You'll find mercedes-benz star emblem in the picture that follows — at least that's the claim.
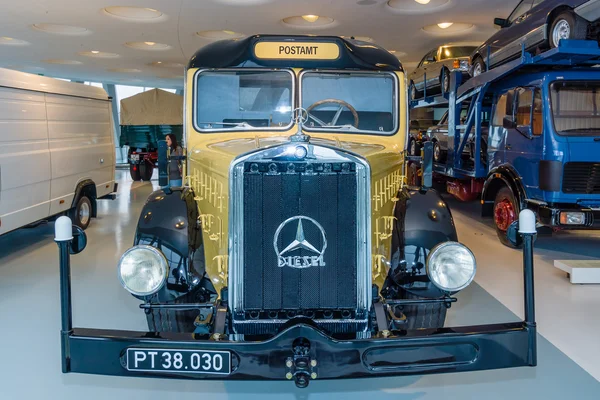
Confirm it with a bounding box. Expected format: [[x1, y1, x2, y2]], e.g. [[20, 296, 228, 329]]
[[273, 216, 327, 269]]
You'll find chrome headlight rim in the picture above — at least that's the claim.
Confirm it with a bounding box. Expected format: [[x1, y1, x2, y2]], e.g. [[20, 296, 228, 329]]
[[117, 245, 169, 297], [426, 241, 476, 293]]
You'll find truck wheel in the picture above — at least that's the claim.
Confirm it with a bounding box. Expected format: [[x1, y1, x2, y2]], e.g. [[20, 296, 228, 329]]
[[494, 186, 520, 247], [550, 12, 587, 48], [139, 160, 154, 181], [400, 291, 447, 329], [129, 163, 141, 181], [69, 195, 92, 230]]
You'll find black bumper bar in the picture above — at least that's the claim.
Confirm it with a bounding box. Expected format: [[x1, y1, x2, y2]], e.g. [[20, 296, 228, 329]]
[[56, 220, 538, 385], [535, 203, 600, 229]]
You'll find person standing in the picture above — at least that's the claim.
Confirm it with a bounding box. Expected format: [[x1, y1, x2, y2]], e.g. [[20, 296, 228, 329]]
[[165, 134, 183, 187]]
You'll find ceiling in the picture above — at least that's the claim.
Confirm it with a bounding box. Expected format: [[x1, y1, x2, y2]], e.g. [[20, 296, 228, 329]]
[[0, 0, 518, 88]]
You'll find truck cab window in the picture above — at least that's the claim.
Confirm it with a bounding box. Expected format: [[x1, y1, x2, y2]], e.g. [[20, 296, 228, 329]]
[[493, 93, 508, 126], [516, 88, 533, 126], [532, 88, 543, 136]]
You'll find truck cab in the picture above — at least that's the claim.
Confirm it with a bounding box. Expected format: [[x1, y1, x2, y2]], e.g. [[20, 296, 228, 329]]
[[485, 69, 600, 234]]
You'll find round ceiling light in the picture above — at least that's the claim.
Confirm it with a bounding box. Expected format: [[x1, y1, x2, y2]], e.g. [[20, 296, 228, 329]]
[[32, 23, 90, 35], [103, 6, 165, 21], [196, 30, 245, 39], [0, 37, 30, 46], [149, 61, 185, 68], [108, 67, 142, 73], [79, 51, 120, 58], [282, 15, 335, 28], [124, 41, 171, 51], [42, 59, 83, 65], [423, 22, 474, 34], [387, 0, 450, 13]]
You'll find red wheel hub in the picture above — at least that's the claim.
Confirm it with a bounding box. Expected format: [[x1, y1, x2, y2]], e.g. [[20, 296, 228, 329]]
[[494, 199, 516, 232]]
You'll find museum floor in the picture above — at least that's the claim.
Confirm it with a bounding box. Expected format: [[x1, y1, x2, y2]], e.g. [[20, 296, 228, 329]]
[[1, 170, 598, 399]]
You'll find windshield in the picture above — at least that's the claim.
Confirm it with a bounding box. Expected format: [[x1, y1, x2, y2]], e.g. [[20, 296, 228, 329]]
[[551, 81, 600, 136], [439, 46, 477, 60], [194, 70, 293, 131], [301, 71, 397, 135]]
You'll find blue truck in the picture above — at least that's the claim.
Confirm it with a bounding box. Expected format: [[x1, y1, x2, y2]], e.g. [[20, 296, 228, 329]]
[[411, 40, 600, 246]]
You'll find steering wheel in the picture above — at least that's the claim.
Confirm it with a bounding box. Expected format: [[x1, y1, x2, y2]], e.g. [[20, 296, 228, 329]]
[[305, 99, 360, 129]]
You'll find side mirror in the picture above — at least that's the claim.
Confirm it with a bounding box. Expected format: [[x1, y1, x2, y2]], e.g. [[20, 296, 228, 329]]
[[70, 225, 87, 255], [494, 17, 508, 28], [503, 117, 517, 129]]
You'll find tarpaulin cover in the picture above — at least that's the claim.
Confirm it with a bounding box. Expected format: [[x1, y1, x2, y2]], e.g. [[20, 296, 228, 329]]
[[120, 88, 183, 125]]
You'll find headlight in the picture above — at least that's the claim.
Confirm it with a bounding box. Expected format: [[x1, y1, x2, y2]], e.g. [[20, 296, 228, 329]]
[[117, 245, 168, 296], [426, 242, 476, 292], [559, 211, 585, 225]]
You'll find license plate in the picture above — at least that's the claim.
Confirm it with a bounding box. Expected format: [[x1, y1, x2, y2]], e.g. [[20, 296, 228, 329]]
[[126, 348, 231, 375], [130, 154, 140, 161]]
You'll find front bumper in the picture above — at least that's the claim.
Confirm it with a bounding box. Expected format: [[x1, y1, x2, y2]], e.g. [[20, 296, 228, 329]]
[[62, 320, 536, 382], [536, 204, 600, 229]]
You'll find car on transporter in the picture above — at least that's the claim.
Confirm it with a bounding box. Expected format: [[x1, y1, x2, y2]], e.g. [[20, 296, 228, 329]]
[[470, 0, 600, 76], [56, 35, 537, 388], [409, 44, 477, 100]]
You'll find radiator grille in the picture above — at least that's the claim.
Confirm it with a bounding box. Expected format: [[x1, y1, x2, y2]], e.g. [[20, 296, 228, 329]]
[[563, 162, 600, 195]]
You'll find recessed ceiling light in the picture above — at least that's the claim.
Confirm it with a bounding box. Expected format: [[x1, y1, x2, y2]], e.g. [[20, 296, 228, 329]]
[[301, 15, 320, 23], [149, 61, 184, 68], [42, 59, 83, 65], [0, 37, 30, 46], [103, 6, 165, 21], [32, 23, 90, 35], [423, 22, 474, 33], [196, 30, 245, 39], [124, 41, 171, 51], [79, 51, 120, 58], [107, 68, 142, 73], [282, 15, 335, 28], [387, 0, 449, 13]]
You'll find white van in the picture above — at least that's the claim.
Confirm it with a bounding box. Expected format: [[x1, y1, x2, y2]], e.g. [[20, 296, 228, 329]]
[[0, 68, 116, 235]]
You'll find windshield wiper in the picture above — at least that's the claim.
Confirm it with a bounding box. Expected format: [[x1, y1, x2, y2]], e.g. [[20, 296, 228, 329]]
[[198, 121, 253, 128]]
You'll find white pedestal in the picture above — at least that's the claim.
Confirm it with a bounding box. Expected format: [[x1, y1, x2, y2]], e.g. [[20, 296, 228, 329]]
[[554, 260, 600, 284]]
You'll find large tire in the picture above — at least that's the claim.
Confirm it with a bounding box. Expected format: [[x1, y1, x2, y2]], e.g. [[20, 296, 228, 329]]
[[549, 11, 588, 48], [129, 163, 141, 181], [69, 195, 92, 230], [471, 57, 486, 77], [493, 186, 520, 247], [400, 291, 447, 330], [139, 160, 154, 181]]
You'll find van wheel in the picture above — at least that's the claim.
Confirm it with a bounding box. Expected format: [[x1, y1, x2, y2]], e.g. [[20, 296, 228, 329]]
[[129, 163, 141, 181], [70, 195, 92, 230], [139, 160, 154, 181], [549, 12, 587, 48], [493, 186, 520, 248], [398, 291, 447, 329]]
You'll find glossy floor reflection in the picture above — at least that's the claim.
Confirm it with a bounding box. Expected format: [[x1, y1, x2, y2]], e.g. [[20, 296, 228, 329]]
[[0, 170, 598, 399]]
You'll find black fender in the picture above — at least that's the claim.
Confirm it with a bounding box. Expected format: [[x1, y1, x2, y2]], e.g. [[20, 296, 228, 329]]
[[383, 186, 458, 299], [481, 165, 527, 217], [71, 179, 97, 218], [134, 187, 215, 303]]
